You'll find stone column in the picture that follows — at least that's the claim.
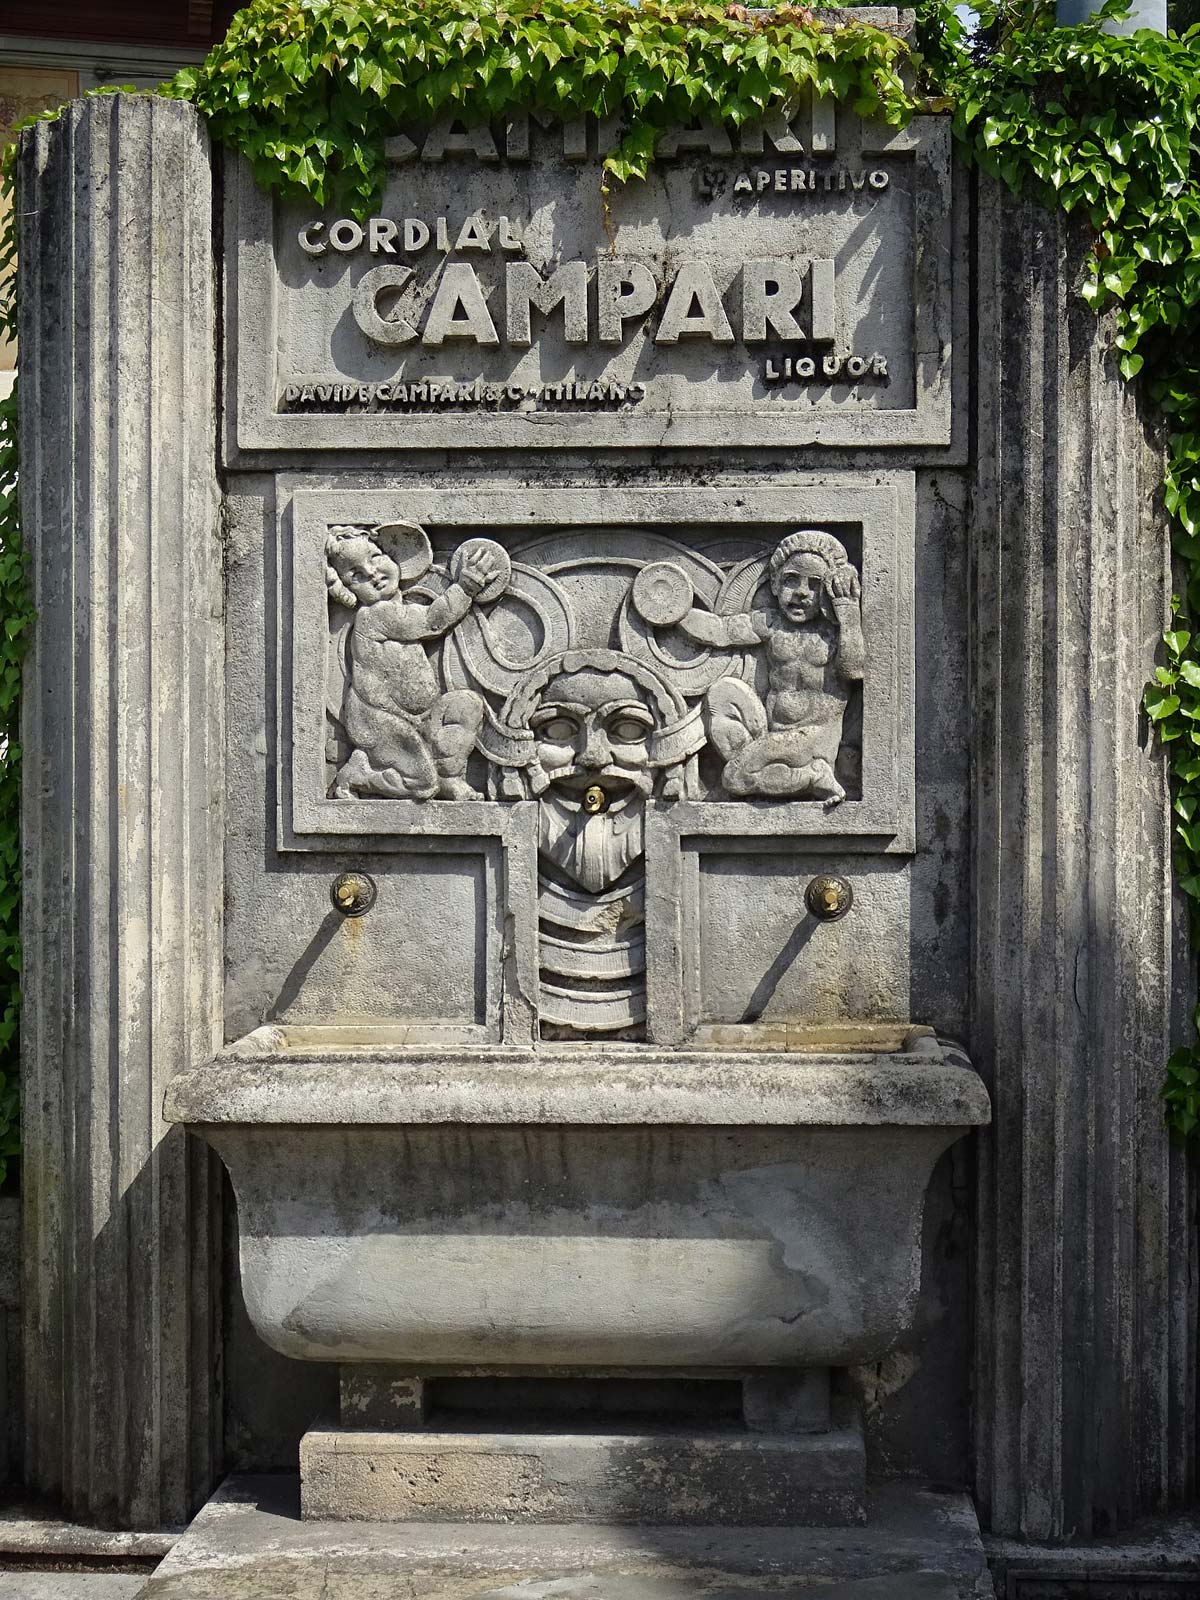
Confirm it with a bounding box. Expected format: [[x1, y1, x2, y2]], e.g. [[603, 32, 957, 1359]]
[[18, 96, 223, 1527], [971, 178, 1197, 1539]]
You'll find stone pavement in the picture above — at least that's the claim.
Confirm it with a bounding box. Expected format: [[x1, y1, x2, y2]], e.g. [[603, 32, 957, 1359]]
[[0, 1575, 148, 1598], [133, 1476, 991, 1600]]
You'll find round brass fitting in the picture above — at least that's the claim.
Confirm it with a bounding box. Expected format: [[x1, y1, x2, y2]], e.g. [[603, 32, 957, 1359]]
[[805, 873, 853, 922], [582, 784, 608, 815], [330, 870, 378, 918]]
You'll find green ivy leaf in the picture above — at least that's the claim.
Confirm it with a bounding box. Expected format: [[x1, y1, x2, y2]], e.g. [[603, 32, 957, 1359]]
[[1146, 689, 1182, 721]]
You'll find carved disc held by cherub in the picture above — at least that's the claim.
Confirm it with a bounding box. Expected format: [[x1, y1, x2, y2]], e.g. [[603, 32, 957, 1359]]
[[373, 521, 434, 581], [622, 558, 755, 699], [716, 554, 771, 616], [451, 538, 511, 604], [441, 562, 574, 701], [631, 562, 694, 627]]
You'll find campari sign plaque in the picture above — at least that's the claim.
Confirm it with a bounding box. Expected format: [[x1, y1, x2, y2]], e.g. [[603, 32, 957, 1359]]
[[228, 98, 958, 455]]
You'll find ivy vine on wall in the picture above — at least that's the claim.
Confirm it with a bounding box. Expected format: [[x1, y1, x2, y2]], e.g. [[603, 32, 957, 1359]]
[[1, 0, 1199, 1170], [0, 122, 38, 1181]]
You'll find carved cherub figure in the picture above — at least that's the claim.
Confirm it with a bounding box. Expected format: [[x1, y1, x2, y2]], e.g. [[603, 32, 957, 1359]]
[[326, 522, 508, 800], [632, 530, 864, 801]]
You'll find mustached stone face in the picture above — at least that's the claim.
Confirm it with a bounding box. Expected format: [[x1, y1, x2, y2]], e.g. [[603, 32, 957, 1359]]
[[530, 668, 656, 797], [772, 552, 830, 624], [332, 535, 401, 605]]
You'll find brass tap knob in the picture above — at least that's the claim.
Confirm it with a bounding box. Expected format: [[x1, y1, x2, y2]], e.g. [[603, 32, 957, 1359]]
[[805, 873, 853, 922], [330, 870, 377, 918], [582, 784, 607, 814]]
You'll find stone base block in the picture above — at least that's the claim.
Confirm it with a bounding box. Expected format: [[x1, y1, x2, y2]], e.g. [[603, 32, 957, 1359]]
[[135, 1475, 989, 1600], [987, 1511, 1200, 1599], [300, 1402, 865, 1526]]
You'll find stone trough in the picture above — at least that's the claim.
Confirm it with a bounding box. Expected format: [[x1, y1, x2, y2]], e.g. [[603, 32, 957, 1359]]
[[166, 1028, 989, 1372]]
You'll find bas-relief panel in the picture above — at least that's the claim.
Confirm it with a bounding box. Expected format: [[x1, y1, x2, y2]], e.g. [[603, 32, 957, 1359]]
[[282, 481, 914, 1038], [227, 102, 960, 455], [323, 521, 865, 808]]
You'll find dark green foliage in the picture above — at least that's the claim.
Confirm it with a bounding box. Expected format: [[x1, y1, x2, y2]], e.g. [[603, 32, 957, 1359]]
[[0, 391, 24, 1187], [160, 0, 915, 201], [0, 112, 48, 1184]]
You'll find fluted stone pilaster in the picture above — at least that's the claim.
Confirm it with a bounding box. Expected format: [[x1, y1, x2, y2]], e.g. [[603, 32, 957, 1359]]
[[971, 179, 1197, 1539], [18, 96, 223, 1528]]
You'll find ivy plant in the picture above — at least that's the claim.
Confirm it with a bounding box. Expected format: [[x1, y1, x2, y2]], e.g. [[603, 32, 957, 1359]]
[[0, 155, 30, 1184], [161, 0, 915, 200], [2, 0, 1200, 1152], [0, 104, 62, 1184]]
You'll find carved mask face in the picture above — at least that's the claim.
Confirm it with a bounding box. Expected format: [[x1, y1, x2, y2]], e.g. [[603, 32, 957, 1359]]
[[331, 534, 401, 605], [772, 552, 828, 624], [531, 668, 656, 805]]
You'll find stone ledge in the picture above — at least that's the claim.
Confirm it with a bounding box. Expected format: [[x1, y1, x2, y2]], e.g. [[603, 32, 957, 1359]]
[[166, 1039, 991, 1128], [987, 1511, 1200, 1599], [299, 1405, 866, 1526], [0, 1507, 177, 1561]]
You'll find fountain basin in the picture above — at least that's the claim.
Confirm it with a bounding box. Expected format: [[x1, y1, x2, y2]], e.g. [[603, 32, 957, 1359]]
[[165, 1031, 989, 1369]]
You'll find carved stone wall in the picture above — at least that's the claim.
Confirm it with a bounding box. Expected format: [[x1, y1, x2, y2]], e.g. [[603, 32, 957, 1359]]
[[313, 516, 868, 1034], [13, 84, 1197, 1546], [272, 481, 913, 1043], [970, 179, 1197, 1540]]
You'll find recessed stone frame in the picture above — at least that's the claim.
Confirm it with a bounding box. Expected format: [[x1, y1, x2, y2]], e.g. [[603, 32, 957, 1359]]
[[281, 476, 915, 856], [225, 112, 962, 458]]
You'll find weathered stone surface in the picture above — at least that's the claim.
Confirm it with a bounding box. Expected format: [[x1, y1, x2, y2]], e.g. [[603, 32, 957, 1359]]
[[167, 1042, 986, 1369], [300, 1405, 866, 1525], [988, 1504, 1200, 1599], [227, 99, 960, 455], [0, 1198, 17, 1312], [17, 96, 225, 1526], [743, 1369, 831, 1435], [0, 1509, 174, 1562], [340, 1369, 428, 1429], [168, 1035, 989, 1125], [969, 180, 1197, 1538], [0, 1577, 150, 1599], [137, 1476, 989, 1599]]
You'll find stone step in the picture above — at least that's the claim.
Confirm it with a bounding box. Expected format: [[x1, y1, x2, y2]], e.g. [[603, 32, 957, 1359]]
[[300, 1402, 865, 1527]]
